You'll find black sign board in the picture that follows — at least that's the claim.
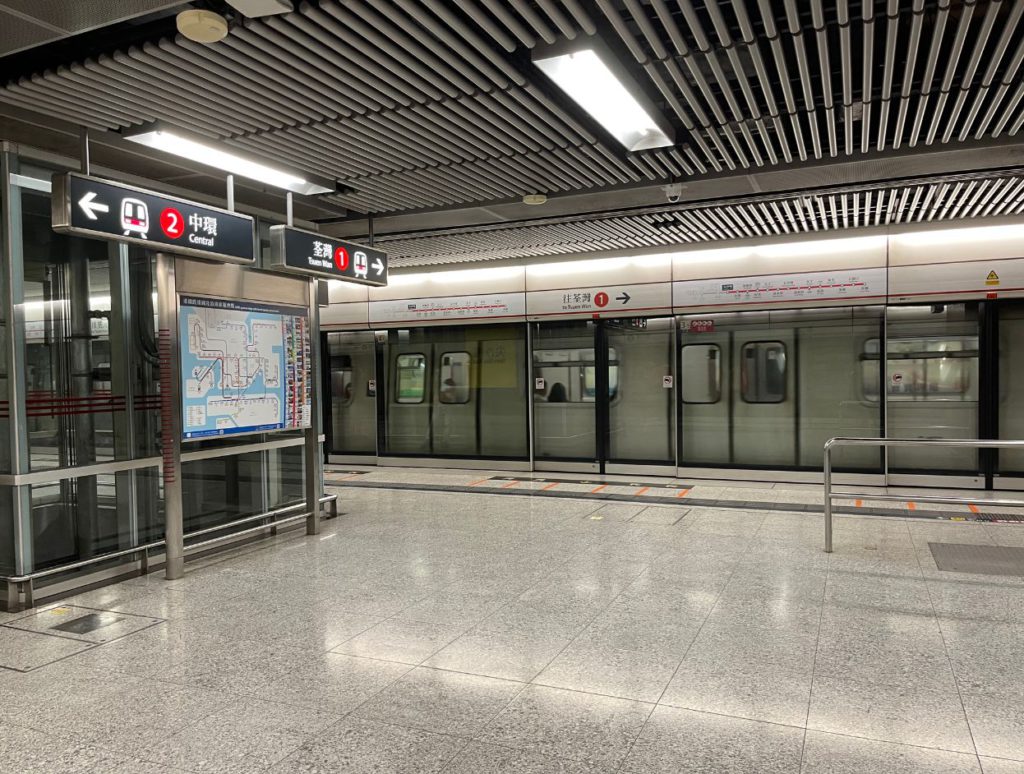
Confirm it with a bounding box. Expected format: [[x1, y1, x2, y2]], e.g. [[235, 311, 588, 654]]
[[52, 173, 255, 264], [268, 225, 388, 286]]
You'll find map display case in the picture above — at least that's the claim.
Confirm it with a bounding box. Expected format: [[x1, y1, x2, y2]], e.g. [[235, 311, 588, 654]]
[[179, 295, 312, 440]]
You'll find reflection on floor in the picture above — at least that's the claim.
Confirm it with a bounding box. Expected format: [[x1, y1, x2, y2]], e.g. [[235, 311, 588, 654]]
[[1, 485, 1023, 772]]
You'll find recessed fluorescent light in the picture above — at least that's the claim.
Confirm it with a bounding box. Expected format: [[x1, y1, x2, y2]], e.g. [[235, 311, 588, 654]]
[[123, 125, 334, 195], [533, 44, 674, 152]]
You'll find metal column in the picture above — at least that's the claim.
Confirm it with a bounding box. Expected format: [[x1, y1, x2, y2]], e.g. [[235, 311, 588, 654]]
[[305, 278, 321, 535], [156, 254, 184, 579]]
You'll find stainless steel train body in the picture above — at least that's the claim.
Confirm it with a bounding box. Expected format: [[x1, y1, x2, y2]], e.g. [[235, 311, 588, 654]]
[[322, 221, 1024, 489]]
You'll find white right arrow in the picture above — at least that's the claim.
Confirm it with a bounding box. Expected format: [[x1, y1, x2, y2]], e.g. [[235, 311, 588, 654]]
[[372, 257, 385, 276], [78, 191, 109, 221]]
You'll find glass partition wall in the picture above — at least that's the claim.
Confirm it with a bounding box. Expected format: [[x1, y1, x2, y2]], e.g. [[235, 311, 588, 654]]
[[0, 149, 319, 608]]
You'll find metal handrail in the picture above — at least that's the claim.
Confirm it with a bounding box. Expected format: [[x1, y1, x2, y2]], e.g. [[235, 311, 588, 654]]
[[2, 493, 338, 586], [824, 437, 1024, 552]]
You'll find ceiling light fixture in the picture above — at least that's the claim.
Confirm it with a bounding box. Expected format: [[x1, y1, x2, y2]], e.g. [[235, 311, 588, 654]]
[[533, 40, 674, 152], [123, 123, 335, 195], [522, 194, 547, 205]]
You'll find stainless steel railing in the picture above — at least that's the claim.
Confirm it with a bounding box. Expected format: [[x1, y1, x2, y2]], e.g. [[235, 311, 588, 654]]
[[2, 493, 339, 609], [824, 437, 1024, 552]]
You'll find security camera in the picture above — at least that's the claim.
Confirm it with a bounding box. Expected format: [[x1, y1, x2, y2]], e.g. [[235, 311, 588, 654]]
[[663, 183, 685, 203]]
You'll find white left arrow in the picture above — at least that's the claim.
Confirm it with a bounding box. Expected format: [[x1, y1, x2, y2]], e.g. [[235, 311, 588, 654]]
[[372, 257, 385, 276], [78, 191, 109, 221]]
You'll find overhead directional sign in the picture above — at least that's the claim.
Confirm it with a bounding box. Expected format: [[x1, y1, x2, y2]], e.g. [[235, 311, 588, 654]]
[[268, 225, 388, 286], [52, 173, 255, 264]]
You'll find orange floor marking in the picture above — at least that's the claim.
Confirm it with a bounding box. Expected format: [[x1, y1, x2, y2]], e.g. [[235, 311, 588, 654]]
[[467, 479, 490, 487], [676, 489, 690, 498], [968, 504, 980, 514], [907, 501, 917, 510], [634, 486, 650, 496], [501, 480, 520, 489], [855, 499, 863, 507], [337, 473, 363, 481], [541, 482, 559, 491], [590, 484, 608, 493]]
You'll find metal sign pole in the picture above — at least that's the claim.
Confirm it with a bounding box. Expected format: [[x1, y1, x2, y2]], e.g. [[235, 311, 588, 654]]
[[305, 276, 322, 536], [156, 254, 185, 579]]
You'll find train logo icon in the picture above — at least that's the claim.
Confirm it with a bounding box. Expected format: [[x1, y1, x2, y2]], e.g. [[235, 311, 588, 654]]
[[354, 250, 368, 278], [120, 198, 149, 239]]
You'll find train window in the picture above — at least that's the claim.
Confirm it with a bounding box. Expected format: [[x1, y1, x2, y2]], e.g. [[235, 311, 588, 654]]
[[439, 352, 471, 404], [681, 344, 721, 403], [741, 341, 787, 403], [331, 368, 354, 406], [861, 336, 978, 402], [395, 353, 427, 403]]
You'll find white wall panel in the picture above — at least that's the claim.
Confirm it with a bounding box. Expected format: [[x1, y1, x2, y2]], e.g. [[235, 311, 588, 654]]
[[889, 224, 1024, 266], [671, 236, 888, 281], [674, 268, 888, 311], [889, 257, 1024, 302], [525, 255, 672, 291]]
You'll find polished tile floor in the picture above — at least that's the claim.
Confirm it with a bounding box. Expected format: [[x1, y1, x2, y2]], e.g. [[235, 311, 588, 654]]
[[1, 483, 1023, 773]]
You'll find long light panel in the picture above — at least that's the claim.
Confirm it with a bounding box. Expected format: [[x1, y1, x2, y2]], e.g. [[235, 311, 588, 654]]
[[533, 47, 674, 152], [124, 126, 334, 195]]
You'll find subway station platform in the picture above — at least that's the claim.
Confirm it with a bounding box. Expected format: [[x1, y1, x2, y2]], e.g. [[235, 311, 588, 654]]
[[0, 474, 1021, 773]]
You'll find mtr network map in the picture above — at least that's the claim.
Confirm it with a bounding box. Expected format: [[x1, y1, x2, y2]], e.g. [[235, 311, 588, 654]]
[[179, 296, 311, 440]]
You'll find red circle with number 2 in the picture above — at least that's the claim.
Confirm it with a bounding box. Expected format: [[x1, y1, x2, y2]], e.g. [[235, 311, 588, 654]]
[[160, 208, 184, 239]]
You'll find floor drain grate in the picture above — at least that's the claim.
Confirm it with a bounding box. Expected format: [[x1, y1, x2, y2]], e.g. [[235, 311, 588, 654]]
[[928, 542, 1024, 576]]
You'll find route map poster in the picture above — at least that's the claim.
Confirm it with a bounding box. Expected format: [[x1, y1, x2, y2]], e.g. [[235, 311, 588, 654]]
[[179, 295, 311, 440]]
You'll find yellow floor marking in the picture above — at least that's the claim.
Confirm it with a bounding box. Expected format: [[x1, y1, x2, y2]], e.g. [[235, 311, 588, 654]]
[[541, 482, 559, 491], [634, 486, 650, 496], [591, 484, 608, 493]]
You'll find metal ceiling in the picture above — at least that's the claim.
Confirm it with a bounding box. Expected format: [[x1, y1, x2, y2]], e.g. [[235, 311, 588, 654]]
[[0, 1, 183, 57], [1, 1, 1024, 265], [376, 172, 1024, 267], [3, 2, 1024, 210]]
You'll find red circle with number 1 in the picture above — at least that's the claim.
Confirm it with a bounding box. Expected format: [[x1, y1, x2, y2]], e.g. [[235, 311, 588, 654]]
[[334, 246, 350, 271], [594, 292, 609, 308], [160, 208, 184, 239]]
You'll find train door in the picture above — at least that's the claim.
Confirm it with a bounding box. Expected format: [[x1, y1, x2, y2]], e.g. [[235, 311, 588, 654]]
[[324, 331, 378, 462], [386, 338, 432, 455], [605, 318, 675, 474], [885, 304, 982, 486], [531, 318, 674, 474], [993, 300, 1024, 489], [532, 320, 599, 471]]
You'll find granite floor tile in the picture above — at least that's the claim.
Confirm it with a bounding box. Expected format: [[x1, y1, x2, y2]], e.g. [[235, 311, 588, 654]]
[[478, 684, 653, 768], [980, 758, 1024, 774], [352, 666, 523, 736], [269, 716, 465, 773], [442, 741, 609, 773], [247, 652, 412, 713], [962, 692, 1024, 761], [533, 642, 682, 702], [0, 626, 95, 671], [800, 730, 983, 774], [808, 675, 975, 752], [332, 618, 467, 665], [661, 657, 813, 727], [619, 705, 804, 774], [423, 628, 571, 682], [142, 697, 343, 772], [685, 620, 819, 674]]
